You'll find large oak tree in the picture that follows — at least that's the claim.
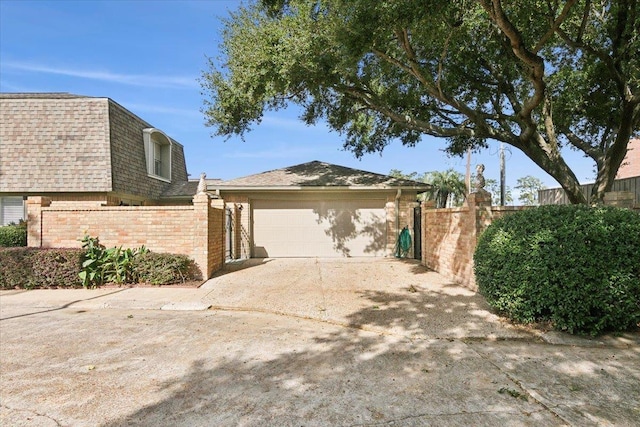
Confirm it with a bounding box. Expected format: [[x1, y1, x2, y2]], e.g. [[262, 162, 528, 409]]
[[201, 0, 639, 204]]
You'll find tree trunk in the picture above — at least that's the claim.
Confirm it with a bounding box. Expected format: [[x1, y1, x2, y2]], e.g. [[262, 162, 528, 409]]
[[516, 135, 588, 204], [590, 104, 636, 204]]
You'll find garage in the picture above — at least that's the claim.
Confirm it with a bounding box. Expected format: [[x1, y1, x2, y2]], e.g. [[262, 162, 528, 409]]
[[252, 199, 387, 257], [213, 161, 430, 260]]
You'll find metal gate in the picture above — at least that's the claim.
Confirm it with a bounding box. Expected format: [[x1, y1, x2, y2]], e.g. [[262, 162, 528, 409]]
[[413, 206, 422, 260], [225, 207, 233, 259]]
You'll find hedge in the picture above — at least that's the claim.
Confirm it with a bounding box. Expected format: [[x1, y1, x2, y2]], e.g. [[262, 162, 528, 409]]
[[0, 248, 84, 289], [0, 224, 27, 247], [130, 252, 202, 285], [0, 246, 202, 289], [474, 205, 640, 336]]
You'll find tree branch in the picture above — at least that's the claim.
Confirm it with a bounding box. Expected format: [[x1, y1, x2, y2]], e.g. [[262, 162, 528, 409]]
[[532, 0, 577, 53], [479, 0, 546, 130]]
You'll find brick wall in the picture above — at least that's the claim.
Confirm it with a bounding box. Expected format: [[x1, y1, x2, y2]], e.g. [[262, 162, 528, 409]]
[[422, 192, 530, 290], [27, 194, 225, 279]]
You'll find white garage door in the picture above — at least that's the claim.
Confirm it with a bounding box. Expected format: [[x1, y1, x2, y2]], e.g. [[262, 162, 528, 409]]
[[252, 199, 387, 257]]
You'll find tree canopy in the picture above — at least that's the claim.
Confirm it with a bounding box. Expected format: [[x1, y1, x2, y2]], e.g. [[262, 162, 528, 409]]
[[515, 175, 546, 205], [202, 0, 639, 204]]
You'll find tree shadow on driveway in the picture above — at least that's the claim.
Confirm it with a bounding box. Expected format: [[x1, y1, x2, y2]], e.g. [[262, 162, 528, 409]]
[[100, 284, 639, 426]]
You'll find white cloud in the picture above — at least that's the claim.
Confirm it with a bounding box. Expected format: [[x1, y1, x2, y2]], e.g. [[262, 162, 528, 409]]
[[2, 61, 198, 89]]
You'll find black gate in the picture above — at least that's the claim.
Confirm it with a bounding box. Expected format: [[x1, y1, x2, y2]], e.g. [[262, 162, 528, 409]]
[[225, 207, 233, 259], [413, 206, 422, 260]]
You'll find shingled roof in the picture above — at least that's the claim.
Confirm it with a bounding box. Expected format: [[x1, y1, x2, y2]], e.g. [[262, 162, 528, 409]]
[[212, 161, 431, 191]]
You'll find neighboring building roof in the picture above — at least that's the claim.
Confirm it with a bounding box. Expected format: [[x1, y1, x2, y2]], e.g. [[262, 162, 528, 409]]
[[616, 138, 640, 179], [1, 93, 113, 193], [212, 161, 431, 191], [0, 92, 90, 99], [161, 179, 222, 198], [1, 92, 189, 199]]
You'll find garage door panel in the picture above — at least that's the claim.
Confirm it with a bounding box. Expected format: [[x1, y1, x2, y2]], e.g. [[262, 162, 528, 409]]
[[252, 199, 386, 257]]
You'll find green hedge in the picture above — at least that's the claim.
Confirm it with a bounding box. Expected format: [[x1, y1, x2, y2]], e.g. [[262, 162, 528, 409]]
[[0, 248, 84, 289], [0, 224, 27, 247], [474, 205, 640, 336], [130, 252, 202, 285], [0, 245, 202, 289]]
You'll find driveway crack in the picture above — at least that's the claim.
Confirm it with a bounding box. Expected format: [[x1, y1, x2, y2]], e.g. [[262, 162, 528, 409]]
[[345, 408, 553, 426], [459, 340, 570, 425], [1, 403, 63, 426], [316, 258, 328, 318]]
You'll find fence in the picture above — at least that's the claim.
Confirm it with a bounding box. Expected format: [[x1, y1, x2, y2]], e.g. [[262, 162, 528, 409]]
[[26, 193, 225, 279], [539, 176, 640, 206]]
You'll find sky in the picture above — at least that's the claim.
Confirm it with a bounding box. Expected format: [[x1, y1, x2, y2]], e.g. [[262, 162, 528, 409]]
[[0, 0, 597, 198]]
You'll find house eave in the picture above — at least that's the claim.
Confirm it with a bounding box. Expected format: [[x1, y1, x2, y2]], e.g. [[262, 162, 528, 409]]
[[211, 185, 430, 193]]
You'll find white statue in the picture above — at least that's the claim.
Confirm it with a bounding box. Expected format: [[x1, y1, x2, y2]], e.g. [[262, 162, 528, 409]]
[[196, 172, 207, 194]]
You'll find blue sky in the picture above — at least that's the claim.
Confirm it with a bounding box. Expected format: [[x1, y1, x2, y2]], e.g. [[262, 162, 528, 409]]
[[0, 0, 596, 195]]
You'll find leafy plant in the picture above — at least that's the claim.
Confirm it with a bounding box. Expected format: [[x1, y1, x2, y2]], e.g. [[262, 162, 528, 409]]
[[79, 235, 106, 288], [474, 205, 640, 336], [78, 235, 148, 288]]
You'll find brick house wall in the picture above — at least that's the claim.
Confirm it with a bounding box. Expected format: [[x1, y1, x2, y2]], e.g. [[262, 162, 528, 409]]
[[385, 193, 419, 258], [616, 138, 640, 179]]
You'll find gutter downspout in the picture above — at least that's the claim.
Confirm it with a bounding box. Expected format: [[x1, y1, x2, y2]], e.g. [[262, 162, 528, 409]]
[[395, 189, 402, 240]]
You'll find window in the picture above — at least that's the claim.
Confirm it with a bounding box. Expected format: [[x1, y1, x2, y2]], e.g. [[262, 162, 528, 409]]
[[0, 196, 26, 226], [143, 128, 172, 182]]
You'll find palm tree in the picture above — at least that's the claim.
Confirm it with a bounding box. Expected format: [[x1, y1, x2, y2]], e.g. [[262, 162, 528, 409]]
[[423, 169, 467, 208]]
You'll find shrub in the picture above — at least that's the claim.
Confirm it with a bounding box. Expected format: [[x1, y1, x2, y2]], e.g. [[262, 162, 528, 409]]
[[130, 252, 202, 285], [0, 248, 83, 289], [474, 205, 640, 336], [32, 249, 84, 288], [0, 223, 27, 247], [0, 248, 36, 289]]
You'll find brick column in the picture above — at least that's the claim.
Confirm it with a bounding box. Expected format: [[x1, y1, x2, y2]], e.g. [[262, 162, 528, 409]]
[[26, 196, 51, 247], [468, 190, 492, 234], [466, 190, 492, 290], [192, 193, 211, 279], [210, 199, 225, 275]]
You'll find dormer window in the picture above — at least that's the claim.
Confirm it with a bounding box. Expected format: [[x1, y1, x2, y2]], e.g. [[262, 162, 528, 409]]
[[143, 128, 172, 182]]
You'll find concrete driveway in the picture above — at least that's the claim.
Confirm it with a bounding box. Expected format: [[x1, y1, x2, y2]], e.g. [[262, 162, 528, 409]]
[[1, 258, 639, 426]]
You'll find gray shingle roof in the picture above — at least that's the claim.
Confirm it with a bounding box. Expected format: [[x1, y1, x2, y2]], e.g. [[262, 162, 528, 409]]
[[160, 179, 223, 198], [214, 161, 431, 190], [0, 92, 90, 99]]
